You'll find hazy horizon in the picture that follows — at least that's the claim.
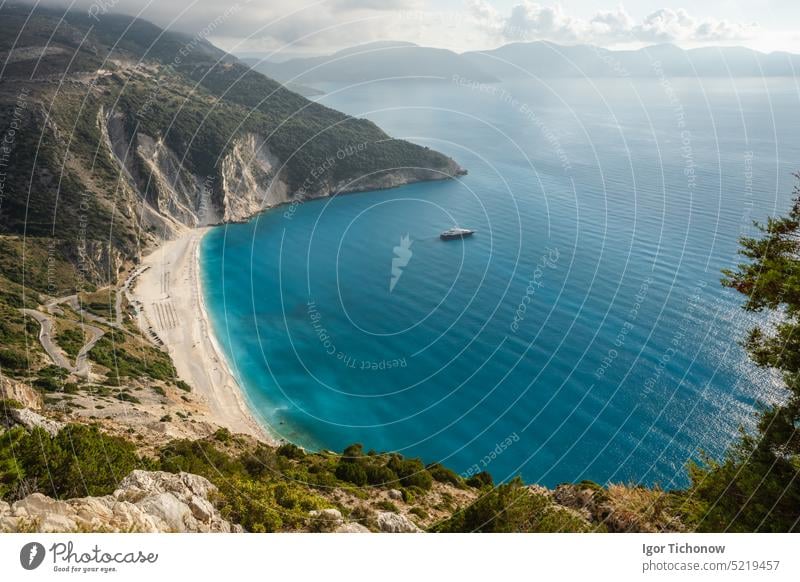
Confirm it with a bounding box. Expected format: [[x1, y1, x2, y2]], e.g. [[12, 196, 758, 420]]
[[17, 0, 800, 58]]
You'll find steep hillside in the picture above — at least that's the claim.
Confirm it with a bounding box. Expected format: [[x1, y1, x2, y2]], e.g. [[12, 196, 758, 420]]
[[0, 5, 463, 289]]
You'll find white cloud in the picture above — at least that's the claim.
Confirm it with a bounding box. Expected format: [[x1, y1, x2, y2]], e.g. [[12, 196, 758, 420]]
[[468, 1, 758, 46]]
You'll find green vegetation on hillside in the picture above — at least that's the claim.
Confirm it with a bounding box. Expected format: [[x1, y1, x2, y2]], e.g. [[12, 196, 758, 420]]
[[0, 425, 142, 500], [0, 4, 460, 294], [433, 477, 597, 532], [0, 426, 478, 532], [88, 329, 176, 383]]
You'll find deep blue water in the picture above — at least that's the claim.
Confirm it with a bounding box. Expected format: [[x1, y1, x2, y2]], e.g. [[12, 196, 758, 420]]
[[201, 77, 798, 488]]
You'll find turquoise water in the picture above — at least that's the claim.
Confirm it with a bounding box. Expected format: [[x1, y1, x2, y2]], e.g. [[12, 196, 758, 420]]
[[202, 77, 798, 488]]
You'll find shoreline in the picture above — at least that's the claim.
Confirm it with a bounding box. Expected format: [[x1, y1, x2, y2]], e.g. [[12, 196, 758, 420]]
[[131, 227, 278, 444]]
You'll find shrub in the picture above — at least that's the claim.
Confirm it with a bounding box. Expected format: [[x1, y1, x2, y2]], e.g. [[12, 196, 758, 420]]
[[433, 477, 595, 533], [276, 442, 305, 459], [341, 443, 364, 460], [158, 439, 243, 477], [466, 471, 494, 489], [410, 506, 428, 519], [427, 463, 463, 487], [376, 500, 398, 512], [216, 476, 283, 532], [364, 463, 398, 486], [335, 461, 368, 486], [56, 327, 85, 359], [5, 424, 142, 500], [0, 347, 29, 370], [387, 455, 433, 491], [213, 428, 232, 442], [241, 444, 278, 478], [175, 380, 191, 392], [115, 392, 140, 404], [0, 398, 24, 409]]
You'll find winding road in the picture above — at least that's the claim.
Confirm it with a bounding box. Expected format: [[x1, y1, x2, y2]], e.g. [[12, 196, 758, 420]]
[[21, 307, 105, 377], [24, 269, 151, 377]]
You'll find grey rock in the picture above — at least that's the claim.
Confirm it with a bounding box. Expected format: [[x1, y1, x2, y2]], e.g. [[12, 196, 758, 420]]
[[309, 508, 344, 526], [376, 511, 421, 533], [0, 470, 238, 533], [335, 522, 371, 533], [5, 408, 64, 436]]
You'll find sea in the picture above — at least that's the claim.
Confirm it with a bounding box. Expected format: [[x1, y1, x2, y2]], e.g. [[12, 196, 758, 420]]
[[201, 76, 799, 488]]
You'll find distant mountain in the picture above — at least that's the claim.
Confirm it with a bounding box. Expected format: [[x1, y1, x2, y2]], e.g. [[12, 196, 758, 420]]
[[238, 60, 324, 96], [462, 41, 800, 78], [248, 40, 800, 86], [247, 41, 498, 84], [0, 6, 462, 284]]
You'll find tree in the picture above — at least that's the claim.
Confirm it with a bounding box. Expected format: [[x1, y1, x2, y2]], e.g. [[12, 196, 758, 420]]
[[689, 182, 800, 532]]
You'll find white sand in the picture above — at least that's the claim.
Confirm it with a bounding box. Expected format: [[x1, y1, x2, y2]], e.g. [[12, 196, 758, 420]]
[[131, 229, 276, 443]]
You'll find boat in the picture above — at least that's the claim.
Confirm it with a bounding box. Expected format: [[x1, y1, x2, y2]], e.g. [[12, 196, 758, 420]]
[[440, 227, 475, 240]]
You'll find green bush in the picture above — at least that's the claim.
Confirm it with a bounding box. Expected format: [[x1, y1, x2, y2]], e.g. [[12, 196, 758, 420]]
[[341, 443, 364, 460], [242, 444, 279, 478], [0, 398, 24, 409], [364, 463, 398, 486], [376, 500, 398, 512], [0, 347, 30, 370], [216, 476, 283, 533], [159, 439, 243, 477], [1, 424, 142, 500], [427, 463, 464, 487], [56, 327, 85, 359], [336, 461, 368, 486], [175, 380, 191, 392], [433, 477, 596, 533], [466, 471, 494, 489], [410, 506, 428, 519], [213, 427, 232, 442], [276, 442, 305, 459], [387, 455, 433, 491]]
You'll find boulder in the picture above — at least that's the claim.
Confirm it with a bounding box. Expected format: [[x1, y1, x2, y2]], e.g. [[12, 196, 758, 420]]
[[308, 508, 344, 531], [387, 489, 403, 500], [3, 408, 63, 436], [335, 522, 371, 533], [376, 511, 421, 533]]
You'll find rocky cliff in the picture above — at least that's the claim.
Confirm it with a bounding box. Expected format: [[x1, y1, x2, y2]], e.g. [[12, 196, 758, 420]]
[[0, 4, 464, 288], [0, 471, 239, 533]]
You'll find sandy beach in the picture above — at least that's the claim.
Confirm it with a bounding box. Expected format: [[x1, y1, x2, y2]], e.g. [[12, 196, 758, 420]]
[[131, 228, 276, 443]]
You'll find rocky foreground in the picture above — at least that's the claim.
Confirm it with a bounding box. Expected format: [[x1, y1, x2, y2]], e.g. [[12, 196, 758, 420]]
[[0, 469, 429, 533], [0, 471, 238, 533]]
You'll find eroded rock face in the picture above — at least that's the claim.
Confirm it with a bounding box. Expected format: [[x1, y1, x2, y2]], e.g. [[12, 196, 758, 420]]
[[376, 511, 421, 533], [0, 470, 241, 533], [1, 408, 64, 436], [0, 377, 43, 409]]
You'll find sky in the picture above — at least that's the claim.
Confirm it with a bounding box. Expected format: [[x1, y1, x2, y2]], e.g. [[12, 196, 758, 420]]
[[25, 0, 800, 57]]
